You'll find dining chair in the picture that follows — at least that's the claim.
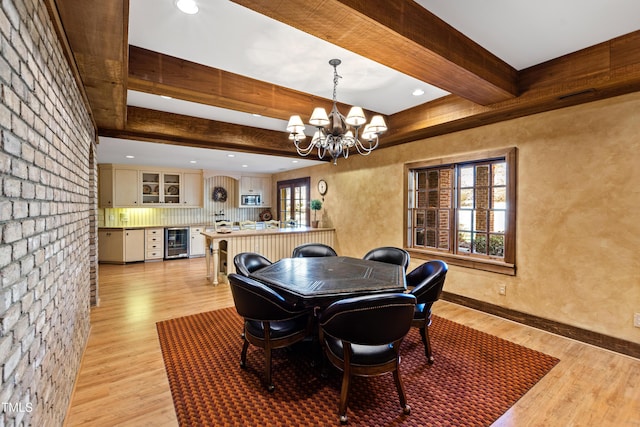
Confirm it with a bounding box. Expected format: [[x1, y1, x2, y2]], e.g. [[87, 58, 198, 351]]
[[406, 260, 448, 364], [239, 220, 257, 230], [362, 246, 410, 270], [292, 243, 337, 258], [318, 292, 417, 424], [264, 219, 280, 229], [234, 252, 272, 277], [228, 273, 312, 392]]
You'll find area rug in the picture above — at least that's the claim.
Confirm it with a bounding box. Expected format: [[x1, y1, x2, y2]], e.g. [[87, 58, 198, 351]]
[[157, 307, 559, 426]]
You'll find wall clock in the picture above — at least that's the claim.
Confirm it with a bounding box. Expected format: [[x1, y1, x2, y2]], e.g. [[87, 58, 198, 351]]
[[318, 179, 328, 196], [212, 186, 227, 202]]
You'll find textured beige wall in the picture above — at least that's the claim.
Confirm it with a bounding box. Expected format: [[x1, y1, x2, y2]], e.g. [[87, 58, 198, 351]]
[[273, 92, 640, 343]]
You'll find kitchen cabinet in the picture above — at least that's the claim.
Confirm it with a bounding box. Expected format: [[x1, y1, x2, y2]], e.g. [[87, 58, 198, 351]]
[[236, 176, 271, 207], [98, 164, 202, 208], [183, 172, 204, 207], [98, 165, 140, 207], [124, 229, 145, 262], [98, 228, 145, 263], [141, 171, 181, 205], [190, 226, 206, 257], [145, 228, 164, 260], [98, 229, 124, 262]]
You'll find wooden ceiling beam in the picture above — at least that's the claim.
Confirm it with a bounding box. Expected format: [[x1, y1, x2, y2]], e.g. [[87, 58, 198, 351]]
[[231, 0, 517, 105], [54, 0, 128, 130], [128, 46, 385, 123], [382, 30, 640, 146], [99, 106, 317, 159]]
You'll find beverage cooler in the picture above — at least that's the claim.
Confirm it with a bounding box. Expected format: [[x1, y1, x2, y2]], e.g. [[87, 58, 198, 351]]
[[165, 227, 190, 259]]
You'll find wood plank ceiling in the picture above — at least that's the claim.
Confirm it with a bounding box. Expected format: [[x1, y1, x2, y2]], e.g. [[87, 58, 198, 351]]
[[52, 0, 640, 159]]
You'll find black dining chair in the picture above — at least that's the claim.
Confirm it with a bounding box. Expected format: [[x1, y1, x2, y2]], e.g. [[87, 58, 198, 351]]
[[233, 252, 272, 277], [228, 273, 312, 392], [318, 292, 417, 424], [362, 246, 410, 270], [292, 243, 337, 258], [406, 260, 448, 364]]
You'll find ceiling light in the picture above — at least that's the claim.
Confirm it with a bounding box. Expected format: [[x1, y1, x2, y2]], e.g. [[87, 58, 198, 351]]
[[252, 113, 262, 117], [160, 95, 172, 99], [125, 155, 135, 159], [176, 0, 198, 14], [412, 88, 425, 96], [189, 160, 197, 164], [227, 154, 235, 158], [286, 59, 387, 165], [241, 164, 248, 168]]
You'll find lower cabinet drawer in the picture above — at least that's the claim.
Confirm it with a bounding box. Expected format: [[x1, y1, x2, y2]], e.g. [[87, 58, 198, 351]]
[[146, 250, 163, 260]]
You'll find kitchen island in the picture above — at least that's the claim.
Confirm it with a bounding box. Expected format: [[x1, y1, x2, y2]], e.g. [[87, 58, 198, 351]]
[[201, 227, 335, 285]]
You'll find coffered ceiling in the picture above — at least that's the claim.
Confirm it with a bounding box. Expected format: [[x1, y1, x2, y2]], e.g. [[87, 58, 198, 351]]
[[52, 0, 640, 173]]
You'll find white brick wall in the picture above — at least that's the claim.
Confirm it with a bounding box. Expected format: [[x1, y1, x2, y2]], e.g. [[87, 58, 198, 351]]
[[1, 0, 95, 424]]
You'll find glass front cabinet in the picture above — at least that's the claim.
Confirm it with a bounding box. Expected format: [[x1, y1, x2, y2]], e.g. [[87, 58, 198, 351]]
[[141, 171, 181, 205]]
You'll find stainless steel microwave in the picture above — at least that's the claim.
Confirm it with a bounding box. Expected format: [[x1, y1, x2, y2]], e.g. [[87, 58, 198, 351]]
[[241, 194, 261, 206]]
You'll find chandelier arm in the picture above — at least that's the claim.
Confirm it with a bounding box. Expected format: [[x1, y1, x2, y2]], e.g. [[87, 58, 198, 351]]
[[293, 138, 317, 156], [355, 136, 380, 155]]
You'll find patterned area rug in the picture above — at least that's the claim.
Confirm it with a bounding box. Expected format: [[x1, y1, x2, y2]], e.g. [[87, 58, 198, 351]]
[[157, 307, 559, 426]]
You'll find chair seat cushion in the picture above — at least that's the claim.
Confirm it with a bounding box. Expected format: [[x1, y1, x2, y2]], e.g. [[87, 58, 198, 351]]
[[246, 316, 308, 339], [325, 336, 398, 366]]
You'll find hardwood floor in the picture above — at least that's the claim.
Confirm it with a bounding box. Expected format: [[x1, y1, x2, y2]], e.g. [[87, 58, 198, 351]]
[[64, 258, 640, 426]]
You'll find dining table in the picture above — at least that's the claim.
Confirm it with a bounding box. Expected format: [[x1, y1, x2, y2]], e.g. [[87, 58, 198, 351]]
[[249, 256, 407, 311]]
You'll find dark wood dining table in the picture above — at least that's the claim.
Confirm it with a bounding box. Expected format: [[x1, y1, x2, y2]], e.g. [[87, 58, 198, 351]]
[[250, 256, 407, 311]]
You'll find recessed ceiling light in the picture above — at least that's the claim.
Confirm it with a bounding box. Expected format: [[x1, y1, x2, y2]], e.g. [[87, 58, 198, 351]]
[[241, 164, 248, 168], [227, 154, 235, 158], [176, 0, 198, 14], [160, 95, 172, 100], [125, 155, 135, 159], [412, 88, 425, 96], [292, 160, 299, 163], [252, 113, 262, 117], [189, 160, 197, 164]]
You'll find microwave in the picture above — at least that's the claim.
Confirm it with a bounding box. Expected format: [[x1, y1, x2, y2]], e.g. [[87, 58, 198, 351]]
[[241, 194, 261, 206]]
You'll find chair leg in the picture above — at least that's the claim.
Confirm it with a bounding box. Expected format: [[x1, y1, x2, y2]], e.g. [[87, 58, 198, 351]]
[[393, 368, 411, 415], [419, 326, 434, 364], [338, 366, 351, 424], [265, 345, 275, 392], [339, 344, 352, 424], [240, 339, 249, 368]]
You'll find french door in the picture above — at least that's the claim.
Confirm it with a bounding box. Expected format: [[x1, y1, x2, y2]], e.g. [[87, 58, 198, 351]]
[[277, 177, 310, 227]]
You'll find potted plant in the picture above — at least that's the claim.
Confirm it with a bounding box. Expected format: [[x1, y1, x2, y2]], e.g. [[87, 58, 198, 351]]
[[310, 199, 322, 228]]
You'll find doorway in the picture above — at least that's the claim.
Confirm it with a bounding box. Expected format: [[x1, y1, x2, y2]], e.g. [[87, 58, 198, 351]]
[[277, 177, 310, 226]]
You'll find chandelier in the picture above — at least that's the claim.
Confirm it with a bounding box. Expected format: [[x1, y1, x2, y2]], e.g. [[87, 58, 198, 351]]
[[286, 59, 388, 165]]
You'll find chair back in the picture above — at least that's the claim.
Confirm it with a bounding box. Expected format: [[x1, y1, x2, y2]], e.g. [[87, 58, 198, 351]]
[[233, 252, 272, 277], [319, 293, 416, 345], [407, 260, 448, 305], [228, 274, 303, 321], [292, 243, 337, 258], [363, 246, 410, 270], [239, 220, 257, 230]]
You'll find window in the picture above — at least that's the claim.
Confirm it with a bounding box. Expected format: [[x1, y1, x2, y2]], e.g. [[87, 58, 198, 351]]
[[277, 177, 310, 226], [405, 148, 516, 275]]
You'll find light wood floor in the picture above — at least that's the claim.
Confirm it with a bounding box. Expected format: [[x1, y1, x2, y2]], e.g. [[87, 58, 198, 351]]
[[64, 258, 640, 426]]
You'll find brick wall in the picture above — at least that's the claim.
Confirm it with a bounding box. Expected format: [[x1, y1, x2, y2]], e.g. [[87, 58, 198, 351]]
[[0, 0, 94, 425]]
